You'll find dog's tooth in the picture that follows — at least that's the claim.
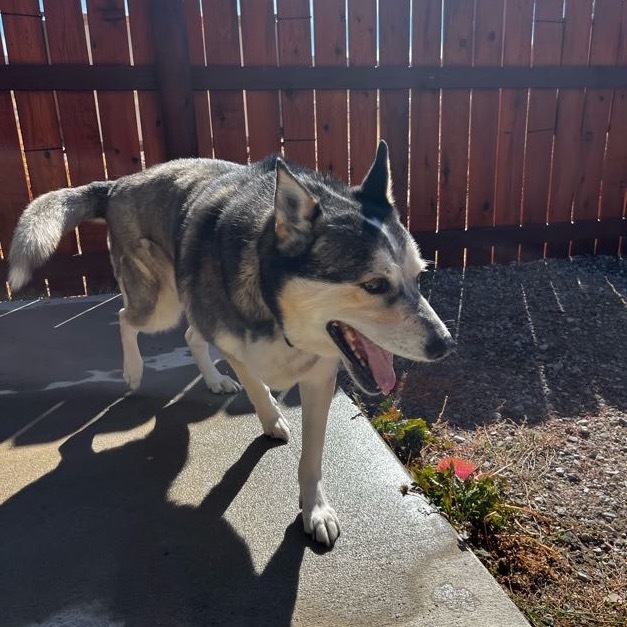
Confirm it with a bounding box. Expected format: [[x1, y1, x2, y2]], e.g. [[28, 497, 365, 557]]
[[336, 322, 369, 367]]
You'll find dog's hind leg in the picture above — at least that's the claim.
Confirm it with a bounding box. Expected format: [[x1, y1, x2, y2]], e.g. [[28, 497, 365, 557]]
[[224, 355, 291, 442], [119, 308, 143, 390], [298, 357, 340, 547], [113, 238, 183, 391], [184, 326, 241, 394]]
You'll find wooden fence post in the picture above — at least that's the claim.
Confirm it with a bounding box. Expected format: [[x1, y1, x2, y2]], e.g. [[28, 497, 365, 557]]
[[149, 0, 198, 159]]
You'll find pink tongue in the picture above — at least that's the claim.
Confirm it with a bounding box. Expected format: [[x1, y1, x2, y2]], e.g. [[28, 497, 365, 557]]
[[355, 331, 396, 395]]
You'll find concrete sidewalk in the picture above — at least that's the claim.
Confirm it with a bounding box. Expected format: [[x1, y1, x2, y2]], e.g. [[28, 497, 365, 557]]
[[0, 295, 529, 626]]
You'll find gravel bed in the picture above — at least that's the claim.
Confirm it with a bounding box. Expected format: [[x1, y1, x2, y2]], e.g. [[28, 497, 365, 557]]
[[399, 255, 627, 426], [394, 255, 627, 624]]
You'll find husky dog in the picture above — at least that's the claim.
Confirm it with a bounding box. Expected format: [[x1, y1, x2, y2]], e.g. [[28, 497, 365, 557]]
[[9, 141, 454, 547]]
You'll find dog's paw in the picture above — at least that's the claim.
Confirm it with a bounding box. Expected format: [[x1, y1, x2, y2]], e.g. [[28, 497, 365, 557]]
[[206, 374, 242, 394], [302, 503, 340, 547], [261, 414, 291, 442], [123, 358, 143, 391]]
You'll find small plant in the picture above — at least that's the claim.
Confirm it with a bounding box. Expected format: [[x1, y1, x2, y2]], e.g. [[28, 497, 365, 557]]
[[367, 397, 518, 542], [412, 457, 511, 539], [370, 396, 434, 463]]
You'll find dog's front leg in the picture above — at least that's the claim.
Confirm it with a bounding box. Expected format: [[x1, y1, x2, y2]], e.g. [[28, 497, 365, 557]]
[[185, 326, 242, 394], [225, 355, 291, 441], [298, 357, 340, 547]]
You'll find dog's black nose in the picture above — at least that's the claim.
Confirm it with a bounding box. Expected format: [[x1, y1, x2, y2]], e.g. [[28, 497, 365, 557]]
[[426, 334, 456, 360]]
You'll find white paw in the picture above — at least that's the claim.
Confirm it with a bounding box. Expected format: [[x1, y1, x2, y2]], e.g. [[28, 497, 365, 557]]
[[206, 374, 242, 394], [261, 414, 291, 442], [302, 503, 340, 547], [123, 357, 143, 391]]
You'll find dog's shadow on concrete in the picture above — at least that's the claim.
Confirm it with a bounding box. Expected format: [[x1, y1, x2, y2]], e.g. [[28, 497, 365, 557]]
[[0, 380, 311, 626]]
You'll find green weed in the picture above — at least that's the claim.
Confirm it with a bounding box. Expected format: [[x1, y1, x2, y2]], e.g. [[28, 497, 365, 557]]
[[369, 397, 434, 464], [411, 461, 511, 537], [368, 397, 514, 540]]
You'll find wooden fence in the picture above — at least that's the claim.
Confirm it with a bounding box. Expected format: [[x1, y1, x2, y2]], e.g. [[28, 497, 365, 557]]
[[0, 0, 626, 298]]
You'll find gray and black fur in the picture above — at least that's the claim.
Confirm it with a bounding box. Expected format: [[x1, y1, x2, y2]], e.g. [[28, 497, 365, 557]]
[[8, 141, 454, 547]]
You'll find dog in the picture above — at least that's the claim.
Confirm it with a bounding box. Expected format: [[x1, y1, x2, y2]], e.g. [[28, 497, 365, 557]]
[[8, 141, 455, 547]]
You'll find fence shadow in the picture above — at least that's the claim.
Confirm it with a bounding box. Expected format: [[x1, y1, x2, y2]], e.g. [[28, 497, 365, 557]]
[[0, 386, 310, 626], [389, 257, 627, 428]]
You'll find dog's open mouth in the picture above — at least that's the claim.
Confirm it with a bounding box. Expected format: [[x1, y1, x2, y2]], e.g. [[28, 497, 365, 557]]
[[326, 321, 396, 395]]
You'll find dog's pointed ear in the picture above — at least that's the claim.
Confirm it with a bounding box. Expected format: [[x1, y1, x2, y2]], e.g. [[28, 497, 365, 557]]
[[358, 140, 394, 205], [274, 159, 319, 255]]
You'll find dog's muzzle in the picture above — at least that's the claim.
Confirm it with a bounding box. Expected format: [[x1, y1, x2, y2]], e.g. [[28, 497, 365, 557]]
[[425, 333, 457, 361]]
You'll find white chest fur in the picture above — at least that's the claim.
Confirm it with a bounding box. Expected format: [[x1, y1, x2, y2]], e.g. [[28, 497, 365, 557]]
[[214, 331, 322, 390]]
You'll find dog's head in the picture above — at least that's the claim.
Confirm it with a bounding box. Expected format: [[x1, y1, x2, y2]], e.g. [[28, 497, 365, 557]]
[[264, 141, 455, 396]]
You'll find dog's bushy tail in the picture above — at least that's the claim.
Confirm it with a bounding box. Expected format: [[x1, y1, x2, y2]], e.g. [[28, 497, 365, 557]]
[[8, 181, 112, 291]]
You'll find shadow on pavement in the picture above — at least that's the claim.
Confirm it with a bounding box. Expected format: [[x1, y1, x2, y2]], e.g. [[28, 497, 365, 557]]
[[0, 384, 311, 626]]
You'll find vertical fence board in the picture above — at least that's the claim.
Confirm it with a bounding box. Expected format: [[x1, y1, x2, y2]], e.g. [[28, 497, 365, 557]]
[[438, 0, 473, 266], [571, 0, 623, 256], [184, 0, 212, 157], [149, 3, 198, 159], [0, 53, 32, 298], [573, 87, 614, 254], [86, 0, 142, 179], [44, 0, 104, 186], [277, 0, 316, 168], [314, 0, 348, 180], [3, 6, 64, 181], [3, 1, 83, 296], [203, 0, 247, 163], [599, 90, 627, 256], [44, 0, 110, 284], [347, 0, 377, 184], [494, 0, 533, 263], [467, 0, 504, 266], [128, 0, 167, 167], [598, 4, 627, 256], [409, 0, 441, 261], [379, 0, 410, 224], [520, 0, 563, 261], [240, 0, 281, 161], [546, 0, 593, 258], [0, 90, 29, 240]]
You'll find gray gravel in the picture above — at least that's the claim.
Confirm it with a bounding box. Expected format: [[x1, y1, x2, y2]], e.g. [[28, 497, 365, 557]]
[[392, 255, 627, 616], [398, 255, 627, 427]]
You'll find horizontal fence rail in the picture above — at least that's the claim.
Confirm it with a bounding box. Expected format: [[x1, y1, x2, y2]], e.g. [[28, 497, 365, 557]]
[[3, 64, 627, 91], [0, 0, 625, 300]]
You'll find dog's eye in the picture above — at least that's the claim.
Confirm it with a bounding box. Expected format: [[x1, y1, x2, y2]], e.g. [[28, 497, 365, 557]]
[[361, 278, 391, 295]]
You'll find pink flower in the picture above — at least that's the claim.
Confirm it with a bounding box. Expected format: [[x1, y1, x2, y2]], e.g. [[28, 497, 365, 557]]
[[437, 457, 476, 481]]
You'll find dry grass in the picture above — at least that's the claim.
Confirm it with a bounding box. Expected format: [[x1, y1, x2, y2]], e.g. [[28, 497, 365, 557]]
[[381, 257, 627, 626], [417, 418, 627, 627]]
